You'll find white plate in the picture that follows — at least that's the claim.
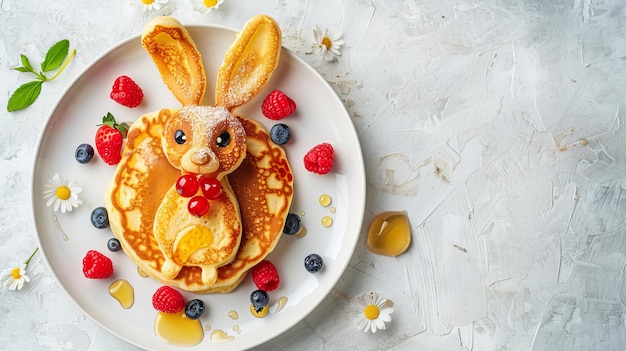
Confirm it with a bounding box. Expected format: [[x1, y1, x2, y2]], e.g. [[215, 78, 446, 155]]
[[30, 24, 365, 350]]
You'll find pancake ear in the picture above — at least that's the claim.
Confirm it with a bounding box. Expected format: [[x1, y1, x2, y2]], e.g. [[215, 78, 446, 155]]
[[141, 16, 207, 106], [215, 15, 282, 111]]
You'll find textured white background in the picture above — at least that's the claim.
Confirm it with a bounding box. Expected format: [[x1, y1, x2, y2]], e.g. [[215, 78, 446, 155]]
[[2, 0, 626, 350]]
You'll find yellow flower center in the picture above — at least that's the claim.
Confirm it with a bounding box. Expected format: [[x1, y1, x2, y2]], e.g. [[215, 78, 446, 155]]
[[321, 36, 332, 50], [363, 304, 380, 320], [142, 0, 155, 4], [55, 186, 71, 200], [204, 0, 218, 7], [11, 267, 22, 279]]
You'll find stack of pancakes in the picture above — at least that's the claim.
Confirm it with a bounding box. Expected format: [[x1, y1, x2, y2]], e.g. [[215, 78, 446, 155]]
[[104, 15, 293, 293]]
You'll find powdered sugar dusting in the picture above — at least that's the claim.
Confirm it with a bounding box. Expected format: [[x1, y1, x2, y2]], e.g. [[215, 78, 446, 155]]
[[177, 105, 245, 139]]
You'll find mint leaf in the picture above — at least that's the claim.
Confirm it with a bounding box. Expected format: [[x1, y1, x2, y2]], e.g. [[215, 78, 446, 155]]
[[12, 67, 33, 73], [7, 39, 75, 113], [41, 39, 69, 73], [7, 80, 43, 112], [20, 54, 35, 72]]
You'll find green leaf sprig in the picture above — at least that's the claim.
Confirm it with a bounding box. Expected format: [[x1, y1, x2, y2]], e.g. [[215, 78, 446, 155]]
[[7, 39, 76, 112]]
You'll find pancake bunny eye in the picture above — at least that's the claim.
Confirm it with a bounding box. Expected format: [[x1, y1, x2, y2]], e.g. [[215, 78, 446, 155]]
[[175, 130, 187, 144], [216, 131, 230, 147]]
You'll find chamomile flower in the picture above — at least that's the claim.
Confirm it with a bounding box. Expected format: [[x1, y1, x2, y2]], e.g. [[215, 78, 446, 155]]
[[2, 248, 38, 291], [190, 0, 224, 14], [43, 173, 82, 213], [311, 25, 345, 62], [347, 291, 394, 333], [129, 0, 168, 12]]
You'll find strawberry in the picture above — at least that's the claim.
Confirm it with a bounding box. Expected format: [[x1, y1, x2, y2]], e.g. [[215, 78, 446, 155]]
[[251, 260, 280, 291], [261, 89, 296, 120], [110, 75, 143, 108], [152, 286, 186, 313], [95, 113, 129, 165], [303, 143, 334, 174], [82, 250, 114, 279]]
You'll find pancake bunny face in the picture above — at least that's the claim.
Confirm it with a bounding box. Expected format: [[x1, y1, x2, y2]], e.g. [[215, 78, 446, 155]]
[[105, 15, 293, 291], [161, 105, 247, 177]]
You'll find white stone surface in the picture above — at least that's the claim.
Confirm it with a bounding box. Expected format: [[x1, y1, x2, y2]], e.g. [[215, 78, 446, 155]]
[[2, 0, 626, 350]]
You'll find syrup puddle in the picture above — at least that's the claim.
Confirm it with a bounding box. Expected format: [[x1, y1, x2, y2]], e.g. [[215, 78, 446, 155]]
[[108, 279, 134, 309], [154, 311, 203, 347]]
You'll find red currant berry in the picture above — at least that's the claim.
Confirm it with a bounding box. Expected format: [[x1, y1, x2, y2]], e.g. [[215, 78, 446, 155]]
[[176, 175, 199, 197], [199, 175, 222, 200], [188, 196, 210, 217]]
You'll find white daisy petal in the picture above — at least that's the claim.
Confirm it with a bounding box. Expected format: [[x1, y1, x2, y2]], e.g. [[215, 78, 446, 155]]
[[43, 174, 82, 213], [346, 292, 395, 333], [46, 197, 56, 207], [190, 0, 225, 13], [311, 26, 345, 61]]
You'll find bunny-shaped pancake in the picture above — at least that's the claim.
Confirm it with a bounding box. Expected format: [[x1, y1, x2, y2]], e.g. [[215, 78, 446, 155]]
[[105, 15, 293, 292]]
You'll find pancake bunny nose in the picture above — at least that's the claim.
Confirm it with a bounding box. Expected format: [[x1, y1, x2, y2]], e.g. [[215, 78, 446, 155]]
[[191, 149, 210, 165]]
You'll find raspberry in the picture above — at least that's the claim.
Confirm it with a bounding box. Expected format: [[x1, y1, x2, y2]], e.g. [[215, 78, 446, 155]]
[[261, 89, 296, 120], [152, 286, 186, 313], [303, 143, 334, 174], [251, 260, 280, 291], [82, 250, 114, 279], [110, 75, 143, 108]]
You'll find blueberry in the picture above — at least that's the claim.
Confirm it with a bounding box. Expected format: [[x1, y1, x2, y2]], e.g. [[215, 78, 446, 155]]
[[250, 289, 269, 312], [304, 253, 323, 273], [283, 213, 301, 235], [270, 123, 291, 145], [75, 143, 95, 164], [185, 299, 206, 320], [91, 207, 109, 229], [107, 238, 121, 252]]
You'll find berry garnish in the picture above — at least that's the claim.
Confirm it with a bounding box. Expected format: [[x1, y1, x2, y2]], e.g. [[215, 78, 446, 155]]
[[261, 89, 296, 120], [270, 123, 291, 145], [152, 286, 186, 313], [82, 250, 114, 279], [107, 238, 121, 252], [188, 196, 210, 217], [250, 289, 270, 312], [91, 207, 109, 229], [198, 175, 222, 200], [176, 174, 199, 197], [75, 143, 94, 164], [251, 260, 280, 291], [110, 75, 143, 108], [185, 299, 206, 320], [95, 113, 129, 165], [303, 143, 334, 174], [304, 253, 323, 273], [283, 213, 301, 235]]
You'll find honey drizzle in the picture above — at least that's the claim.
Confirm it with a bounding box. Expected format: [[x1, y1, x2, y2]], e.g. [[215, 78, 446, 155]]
[[52, 215, 69, 241]]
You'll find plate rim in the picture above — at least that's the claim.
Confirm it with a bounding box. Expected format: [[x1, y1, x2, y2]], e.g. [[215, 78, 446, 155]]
[[29, 21, 366, 350]]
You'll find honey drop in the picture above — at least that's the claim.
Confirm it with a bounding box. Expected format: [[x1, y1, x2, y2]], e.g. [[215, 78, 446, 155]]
[[108, 279, 134, 309], [154, 311, 204, 347], [210, 329, 234, 343], [366, 211, 411, 256], [137, 267, 149, 277], [319, 194, 332, 207], [321, 216, 333, 227], [293, 226, 307, 238], [228, 310, 238, 320]]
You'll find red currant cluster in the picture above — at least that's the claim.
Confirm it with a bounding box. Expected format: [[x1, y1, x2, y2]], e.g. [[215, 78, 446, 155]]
[[175, 174, 222, 217]]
